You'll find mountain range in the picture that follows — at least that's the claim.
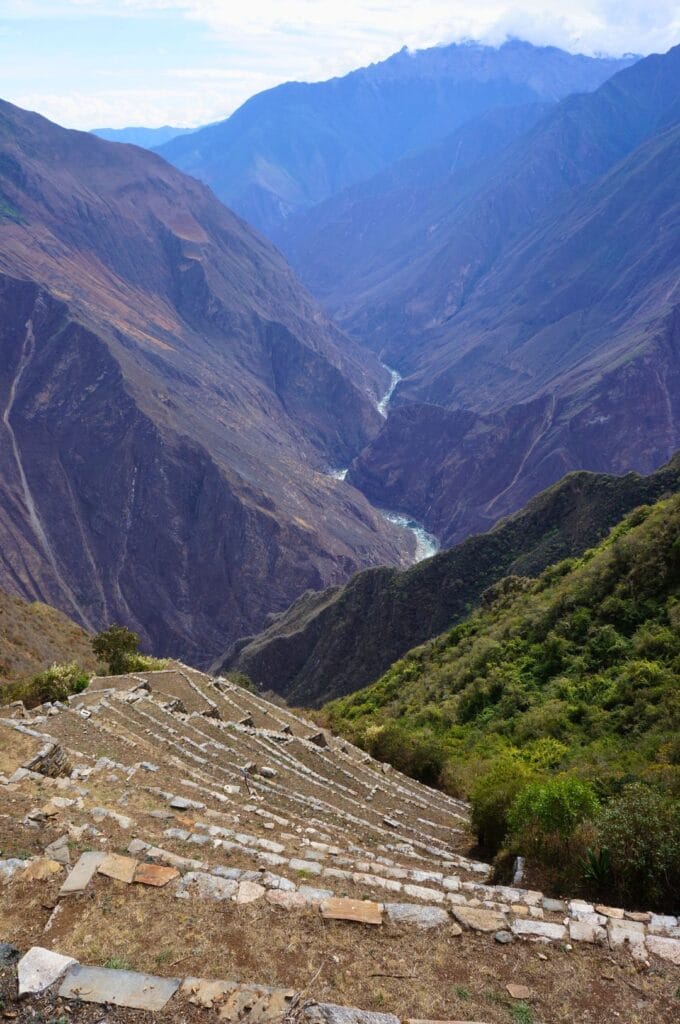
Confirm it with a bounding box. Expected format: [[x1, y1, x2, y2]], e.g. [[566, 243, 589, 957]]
[[280, 45, 680, 547], [92, 125, 195, 148], [1, 38, 677, 681], [0, 99, 412, 667], [157, 40, 635, 237]]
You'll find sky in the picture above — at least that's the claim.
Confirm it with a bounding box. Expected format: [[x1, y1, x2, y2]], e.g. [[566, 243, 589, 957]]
[[1, 1, 679, 131]]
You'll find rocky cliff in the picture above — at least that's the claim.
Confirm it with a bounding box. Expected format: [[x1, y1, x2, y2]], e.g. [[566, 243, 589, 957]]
[[0, 99, 412, 666]]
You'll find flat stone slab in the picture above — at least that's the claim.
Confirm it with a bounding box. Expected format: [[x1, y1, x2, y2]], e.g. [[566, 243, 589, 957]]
[[134, 862, 179, 887], [451, 906, 507, 932], [59, 852, 106, 896], [506, 984, 534, 1000], [511, 919, 566, 941], [216, 985, 296, 1022], [320, 898, 383, 925], [595, 904, 624, 919], [59, 964, 180, 1010], [305, 1003, 400, 1024], [98, 853, 138, 884], [235, 880, 267, 904], [18, 947, 77, 995], [385, 903, 451, 930], [646, 936, 680, 964]]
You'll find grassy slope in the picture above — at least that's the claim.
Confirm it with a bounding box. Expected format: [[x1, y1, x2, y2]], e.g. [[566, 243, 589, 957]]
[[0, 588, 96, 684], [326, 494, 680, 800]]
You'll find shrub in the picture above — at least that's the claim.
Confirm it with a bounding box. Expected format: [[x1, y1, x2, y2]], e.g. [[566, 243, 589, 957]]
[[92, 625, 166, 675], [508, 776, 600, 842], [1, 662, 89, 709], [92, 625, 141, 674], [362, 721, 448, 786], [592, 783, 680, 911], [470, 755, 537, 855], [124, 653, 168, 673]]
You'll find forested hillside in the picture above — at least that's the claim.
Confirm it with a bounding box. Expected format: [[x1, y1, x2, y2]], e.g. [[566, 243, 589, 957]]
[[326, 494, 680, 908]]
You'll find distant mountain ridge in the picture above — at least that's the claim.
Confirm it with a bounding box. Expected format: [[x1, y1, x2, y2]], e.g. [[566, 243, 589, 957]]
[[92, 125, 195, 148], [222, 453, 680, 706], [157, 40, 635, 237], [0, 98, 412, 666]]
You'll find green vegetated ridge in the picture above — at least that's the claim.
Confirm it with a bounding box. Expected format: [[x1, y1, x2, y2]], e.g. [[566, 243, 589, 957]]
[[326, 492, 680, 911], [225, 453, 680, 706]]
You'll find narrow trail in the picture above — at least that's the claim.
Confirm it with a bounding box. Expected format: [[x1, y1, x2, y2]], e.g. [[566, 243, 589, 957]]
[[2, 318, 94, 629]]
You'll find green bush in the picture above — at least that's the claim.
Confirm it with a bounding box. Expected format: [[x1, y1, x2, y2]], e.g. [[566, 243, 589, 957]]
[[92, 625, 167, 676], [92, 625, 141, 674], [362, 721, 448, 786], [1, 662, 89, 709], [592, 783, 680, 911], [470, 756, 537, 855], [508, 777, 600, 841], [123, 653, 168, 673]]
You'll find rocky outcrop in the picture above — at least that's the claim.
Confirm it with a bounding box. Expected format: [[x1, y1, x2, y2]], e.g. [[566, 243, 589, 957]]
[[221, 453, 680, 704], [0, 100, 412, 665]]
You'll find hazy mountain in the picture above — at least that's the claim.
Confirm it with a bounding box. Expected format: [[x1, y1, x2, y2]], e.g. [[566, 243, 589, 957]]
[[0, 98, 412, 667], [279, 46, 680, 547], [93, 125, 195, 148], [222, 453, 680, 705], [157, 40, 635, 237]]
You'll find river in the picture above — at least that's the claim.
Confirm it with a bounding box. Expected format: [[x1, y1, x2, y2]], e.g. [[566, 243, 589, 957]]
[[328, 365, 440, 564]]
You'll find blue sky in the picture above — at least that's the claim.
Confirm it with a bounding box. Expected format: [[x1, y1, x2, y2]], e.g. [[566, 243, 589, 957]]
[[1, 1, 679, 130]]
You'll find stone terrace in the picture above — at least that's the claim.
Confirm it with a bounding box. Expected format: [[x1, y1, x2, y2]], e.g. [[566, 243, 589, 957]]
[[0, 664, 679, 1023]]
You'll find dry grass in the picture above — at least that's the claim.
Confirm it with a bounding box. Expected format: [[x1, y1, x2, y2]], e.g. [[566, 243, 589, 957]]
[[0, 873, 678, 1024], [0, 588, 96, 684]]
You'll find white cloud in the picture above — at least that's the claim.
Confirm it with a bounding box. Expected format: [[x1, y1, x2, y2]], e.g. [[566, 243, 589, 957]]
[[118, 0, 680, 56], [3, 1, 679, 128]]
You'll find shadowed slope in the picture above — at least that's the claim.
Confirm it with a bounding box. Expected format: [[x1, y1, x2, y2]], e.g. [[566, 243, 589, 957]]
[[0, 99, 412, 666]]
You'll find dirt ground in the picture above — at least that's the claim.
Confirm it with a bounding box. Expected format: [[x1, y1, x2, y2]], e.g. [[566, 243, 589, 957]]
[[1, 874, 679, 1024]]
